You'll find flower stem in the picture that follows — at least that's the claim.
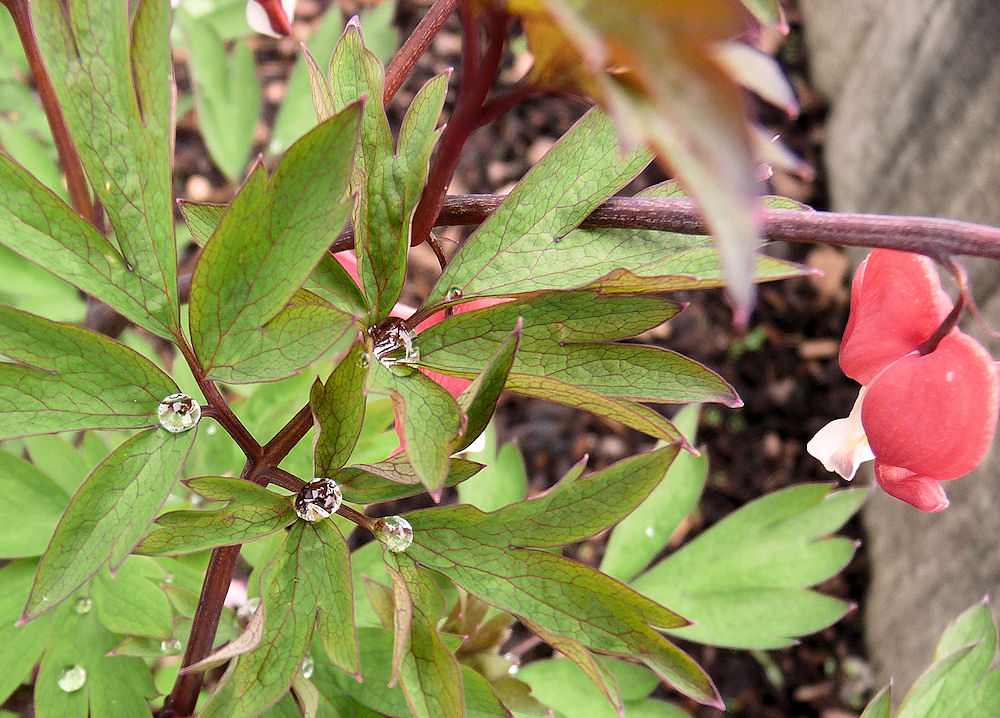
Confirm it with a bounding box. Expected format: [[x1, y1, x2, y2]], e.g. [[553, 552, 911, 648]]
[[383, 0, 459, 105]]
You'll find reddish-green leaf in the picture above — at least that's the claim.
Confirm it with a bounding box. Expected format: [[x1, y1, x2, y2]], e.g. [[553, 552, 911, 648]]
[[0, 306, 178, 438], [338, 456, 484, 504], [312, 342, 369, 474], [22, 428, 195, 620], [135, 477, 295, 556]]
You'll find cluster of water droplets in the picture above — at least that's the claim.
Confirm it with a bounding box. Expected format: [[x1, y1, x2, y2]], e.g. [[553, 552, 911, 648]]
[[295, 478, 343, 522], [57, 665, 86, 693], [374, 515, 413, 552], [157, 393, 201, 433], [371, 321, 419, 369]]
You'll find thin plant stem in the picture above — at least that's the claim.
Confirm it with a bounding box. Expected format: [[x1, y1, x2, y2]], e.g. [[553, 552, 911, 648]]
[[383, 0, 459, 105], [2, 0, 95, 225]]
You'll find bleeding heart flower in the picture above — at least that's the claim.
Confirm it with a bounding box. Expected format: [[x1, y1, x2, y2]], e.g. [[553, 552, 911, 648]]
[[807, 249, 999, 512], [246, 0, 295, 37]]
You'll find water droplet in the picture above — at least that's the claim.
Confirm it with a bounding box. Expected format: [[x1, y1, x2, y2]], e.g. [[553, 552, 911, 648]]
[[157, 393, 201, 433], [644, 526, 655, 538], [238, 597, 260, 621], [357, 352, 371, 369], [163, 573, 175, 584], [160, 639, 183, 655], [371, 322, 419, 368], [74, 598, 92, 614], [445, 287, 463, 301], [300, 653, 314, 679], [295, 478, 342, 522], [40, 595, 49, 603], [206, 424, 218, 436], [57, 665, 86, 692], [374, 515, 413, 552]]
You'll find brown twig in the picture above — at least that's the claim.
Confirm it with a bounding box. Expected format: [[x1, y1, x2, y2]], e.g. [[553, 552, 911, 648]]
[[383, 0, 459, 106]]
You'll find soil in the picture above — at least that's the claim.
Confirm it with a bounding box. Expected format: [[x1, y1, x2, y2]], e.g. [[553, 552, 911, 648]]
[[169, 1, 873, 716]]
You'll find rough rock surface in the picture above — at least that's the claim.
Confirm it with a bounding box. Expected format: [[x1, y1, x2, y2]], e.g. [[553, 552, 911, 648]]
[[801, 0, 1000, 696]]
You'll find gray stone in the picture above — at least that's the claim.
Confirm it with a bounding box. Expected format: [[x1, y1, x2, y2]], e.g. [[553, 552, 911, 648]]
[[801, 0, 1000, 696]]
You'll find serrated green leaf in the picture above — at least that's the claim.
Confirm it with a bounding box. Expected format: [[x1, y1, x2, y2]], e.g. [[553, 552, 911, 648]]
[[0, 154, 172, 337], [405, 450, 720, 707], [321, 23, 448, 320], [201, 520, 359, 718], [388, 554, 465, 718], [23, 427, 195, 620], [601, 404, 706, 582], [338, 455, 484, 504], [897, 601, 1000, 717], [33, 0, 179, 336], [176, 8, 259, 180], [631, 485, 867, 648], [0, 306, 178, 438], [367, 360, 462, 498], [313, 342, 369, 473], [34, 600, 157, 718], [0, 559, 54, 704], [0, 450, 69, 557], [496, 447, 678, 547], [427, 108, 651, 306], [189, 104, 361, 382], [136, 477, 296, 556], [91, 556, 172, 638]]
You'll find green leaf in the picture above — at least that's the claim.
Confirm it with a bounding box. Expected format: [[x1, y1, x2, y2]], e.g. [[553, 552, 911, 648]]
[[454, 323, 521, 451], [427, 108, 651, 306], [860, 686, 892, 718], [456, 423, 528, 512], [313, 342, 369, 474], [34, 599, 157, 718], [0, 450, 69, 557], [601, 404, 706, 582], [387, 554, 465, 718], [338, 455, 484, 504], [33, 0, 179, 336], [0, 306, 178, 438], [200, 520, 359, 718], [189, 104, 361, 382], [367, 360, 462, 498], [269, 8, 346, 156], [320, 22, 448, 320], [0, 559, 54, 704], [313, 626, 413, 716], [176, 199, 227, 247], [176, 7, 259, 180], [91, 556, 172, 638], [423, 182, 803, 300], [0, 244, 85, 322], [23, 434, 93, 496], [896, 600, 1000, 717], [136, 477, 296, 556], [0, 154, 172, 337], [405, 450, 721, 707], [631, 485, 867, 648], [23, 428, 196, 620]]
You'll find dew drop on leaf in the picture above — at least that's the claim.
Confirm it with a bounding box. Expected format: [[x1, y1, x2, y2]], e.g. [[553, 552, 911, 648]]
[[57, 665, 86, 692], [644, 526, 655, 538], [371, 322, 419, 368], [374, 515, 413, 552], [73, 598, 92, 614], [160, 639, 183, 655], [445, 287, 463, 301], [295, 478, 343, 522], [157, 393, 201, 433], [163, 573, 174, 584], [300, 653, 314, 679], [357, 352, 371, 369]]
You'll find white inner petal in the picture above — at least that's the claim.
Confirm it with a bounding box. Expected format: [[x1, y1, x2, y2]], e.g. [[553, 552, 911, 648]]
[[806, 387, 875, 480]]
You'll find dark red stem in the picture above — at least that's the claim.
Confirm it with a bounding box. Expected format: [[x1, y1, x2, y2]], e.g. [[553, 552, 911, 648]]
[[409, 6, 510, 248], [1, 0, 95, 225], [383, 0, 459, 105]]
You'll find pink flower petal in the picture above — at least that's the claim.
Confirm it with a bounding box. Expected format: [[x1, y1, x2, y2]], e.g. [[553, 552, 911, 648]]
[[862, 331, 999, 480], [839, 250, 953, 384], [873, 462, 949, 512]]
